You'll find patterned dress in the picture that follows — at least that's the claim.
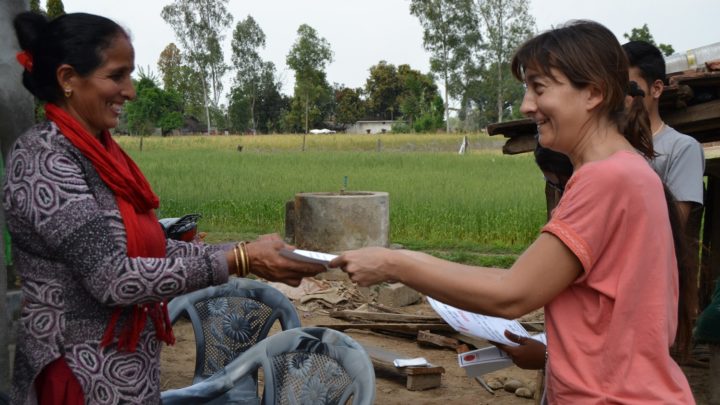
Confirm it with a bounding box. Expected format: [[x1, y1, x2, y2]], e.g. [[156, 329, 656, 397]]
[[4, 122, 230, 404]]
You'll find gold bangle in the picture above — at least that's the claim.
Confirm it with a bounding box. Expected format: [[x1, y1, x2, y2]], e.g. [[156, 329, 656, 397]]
[[232, 246, 241, 277], [239, 241, 251, 277], [236, 242, 247, 277]]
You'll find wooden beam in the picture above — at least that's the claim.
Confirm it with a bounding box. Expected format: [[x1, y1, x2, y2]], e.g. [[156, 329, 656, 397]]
[[710, 345, 720, 403], [487, 118, 536, 138], [664, 99, 720, 136], [669, 71, 720, 87], [659, 84, 694, 113], [362, 344, 445, 391], [330, 310, 443, 324], [449, 333, 489, 350], [314, 323, 454, 334], [700, 161, 720, 310], [416, 330, 461, 350], [502, 134, 537, 155]]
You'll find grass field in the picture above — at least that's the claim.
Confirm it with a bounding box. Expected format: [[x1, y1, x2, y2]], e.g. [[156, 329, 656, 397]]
[[116, 133, 547, 267]]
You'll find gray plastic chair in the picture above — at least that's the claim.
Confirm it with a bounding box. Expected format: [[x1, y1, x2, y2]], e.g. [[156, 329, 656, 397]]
[[161, 278, 301, 405], [162, 327, 376, 405]]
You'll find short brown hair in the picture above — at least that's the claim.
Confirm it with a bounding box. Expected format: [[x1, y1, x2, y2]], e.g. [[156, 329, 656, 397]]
[[511, 20, 652, 158]]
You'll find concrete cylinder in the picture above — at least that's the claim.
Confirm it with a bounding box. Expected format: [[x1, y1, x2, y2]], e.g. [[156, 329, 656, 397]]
[[290, 192, 389, 252]]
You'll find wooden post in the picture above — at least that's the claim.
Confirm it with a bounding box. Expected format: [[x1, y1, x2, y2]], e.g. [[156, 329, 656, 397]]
[[700, 159, 720, 310], [0, 0, 34, 392], [711, 345, 720, 403]]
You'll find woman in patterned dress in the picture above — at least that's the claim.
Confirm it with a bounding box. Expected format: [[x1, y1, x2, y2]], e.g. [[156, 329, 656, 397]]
[[8, 11, 324, 405]]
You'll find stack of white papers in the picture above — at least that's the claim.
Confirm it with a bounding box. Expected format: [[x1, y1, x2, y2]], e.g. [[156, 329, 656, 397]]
[[393, 357, 429, 368], [279, 248, 338, 266]]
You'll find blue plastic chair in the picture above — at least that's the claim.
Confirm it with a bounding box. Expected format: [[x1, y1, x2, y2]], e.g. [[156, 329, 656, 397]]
[[162, 327, 376, 405], [161, 278, 301, 405]]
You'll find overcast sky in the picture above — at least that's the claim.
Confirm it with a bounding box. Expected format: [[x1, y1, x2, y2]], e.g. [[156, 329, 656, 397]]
[[60, 0, 719, 98]]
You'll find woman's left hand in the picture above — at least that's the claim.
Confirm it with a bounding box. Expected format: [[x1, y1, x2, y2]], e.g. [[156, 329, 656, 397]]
[[329, 247, 399, 286], [491, 330, 547, 370]]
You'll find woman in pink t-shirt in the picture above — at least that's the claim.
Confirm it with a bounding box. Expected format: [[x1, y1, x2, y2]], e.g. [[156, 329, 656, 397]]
[[329, 20, 695, 403]]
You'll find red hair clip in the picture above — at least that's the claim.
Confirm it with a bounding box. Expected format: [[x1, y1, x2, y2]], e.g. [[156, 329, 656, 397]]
[[16, 50, 33, 72]]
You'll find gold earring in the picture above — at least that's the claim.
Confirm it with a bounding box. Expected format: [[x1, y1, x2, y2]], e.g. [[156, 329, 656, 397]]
[[63, 88, 72, 98]]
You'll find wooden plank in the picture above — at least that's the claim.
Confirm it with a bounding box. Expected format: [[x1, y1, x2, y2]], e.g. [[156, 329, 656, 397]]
[[710, 345, 720, 403], [449, 333, 489, 350], [362, 344, 445, 391], [659, 84, 694, 112], [664, 99, 720, 135], [487, 118, 536, 138], [700, 162, 720, 311], [669, 70, 720, 87], [314, 323, 454, 334], [330, 310, 443, 323], [417, 330, 461, 350], [502, 134, 537, 155], [367, 302, 403, 314]]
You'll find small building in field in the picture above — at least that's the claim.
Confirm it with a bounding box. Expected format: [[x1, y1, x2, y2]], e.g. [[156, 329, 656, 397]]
[[346, 120, 395, 134]]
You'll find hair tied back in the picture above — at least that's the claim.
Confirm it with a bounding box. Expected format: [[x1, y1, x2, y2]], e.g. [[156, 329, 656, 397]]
[[16, 50, 33, 72], [628, 81, 645, 98]]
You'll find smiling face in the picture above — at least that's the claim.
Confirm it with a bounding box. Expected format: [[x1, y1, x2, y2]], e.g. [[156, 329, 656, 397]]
[[61, 33, 136, 136], [519, 67, 594, 153]]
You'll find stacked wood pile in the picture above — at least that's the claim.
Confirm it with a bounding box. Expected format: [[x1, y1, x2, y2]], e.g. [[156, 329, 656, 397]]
[[663, 69, 720, 143], [313, 301, 544, 392]]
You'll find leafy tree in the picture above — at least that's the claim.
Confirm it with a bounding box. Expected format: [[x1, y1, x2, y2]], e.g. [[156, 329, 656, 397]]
[[30, 0, 44, 13], [231, 15, 267, 134], [623, 23, 675, 56], [410, 0, 481, 132], [157, 43, 206, 125], [254, 65, 289, 133], [334, 87, 366, 128], [161, 0, 233, 132], [46, 0, 64, 18], [365, 61, 402, 120], [397, 64, 440, 129], [282, 74, 334, 134], [463, 61, 524, 128], [158, 43, 184, 92], [228, 61, 285, 134], [125, 72, 183, 135], [286, 24, 334, 135], [227, 87, 251, 133], [476, 0, 535, 123], [414, 94, 445, 132]]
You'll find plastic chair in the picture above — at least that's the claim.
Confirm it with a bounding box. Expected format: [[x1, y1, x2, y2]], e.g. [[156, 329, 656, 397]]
[[162, 327, 376, 405], [161, 278, 301, 405]]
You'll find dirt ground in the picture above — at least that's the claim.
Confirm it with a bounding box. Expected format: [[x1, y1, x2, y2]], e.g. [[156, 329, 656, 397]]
[[160, 281, 712, 404]]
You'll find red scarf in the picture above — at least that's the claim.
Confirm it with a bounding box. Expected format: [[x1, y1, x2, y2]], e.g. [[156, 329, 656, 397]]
[[45, 103, 175, 351]]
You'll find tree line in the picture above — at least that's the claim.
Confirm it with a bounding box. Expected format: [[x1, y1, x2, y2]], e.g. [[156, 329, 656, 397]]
[[30, 0, 675, 136]]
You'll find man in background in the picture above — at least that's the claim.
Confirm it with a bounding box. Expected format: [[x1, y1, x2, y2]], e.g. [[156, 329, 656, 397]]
[[623, 40, 705, 222]]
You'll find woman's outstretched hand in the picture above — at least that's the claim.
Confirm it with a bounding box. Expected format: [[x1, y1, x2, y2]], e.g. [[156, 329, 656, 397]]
[[329, 246, 400, 286], [245, 239, 325, 286]]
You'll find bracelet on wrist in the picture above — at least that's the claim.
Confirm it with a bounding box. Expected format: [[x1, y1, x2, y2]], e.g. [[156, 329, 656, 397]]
[[236, 241, 251, 277]]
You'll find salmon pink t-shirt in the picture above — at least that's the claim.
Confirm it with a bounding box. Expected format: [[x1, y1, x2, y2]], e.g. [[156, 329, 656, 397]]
[[541, 150, 694, 404]]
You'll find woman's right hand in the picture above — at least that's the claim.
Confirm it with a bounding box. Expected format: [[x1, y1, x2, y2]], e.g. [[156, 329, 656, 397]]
[[244, 240, 326, 286]]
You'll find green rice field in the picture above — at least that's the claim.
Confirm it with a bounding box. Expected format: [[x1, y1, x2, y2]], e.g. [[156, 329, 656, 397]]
[[116, 133, 548, 267]]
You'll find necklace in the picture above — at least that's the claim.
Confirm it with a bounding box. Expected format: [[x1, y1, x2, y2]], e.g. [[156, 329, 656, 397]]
[[652, 122, 665, 137]]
